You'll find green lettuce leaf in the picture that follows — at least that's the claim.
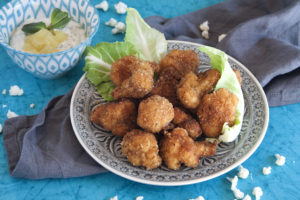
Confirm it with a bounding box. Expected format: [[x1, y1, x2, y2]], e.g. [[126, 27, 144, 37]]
[[198, 46, 244, 143], [84, 42, 140, 101], [125, 8, 167, 63]]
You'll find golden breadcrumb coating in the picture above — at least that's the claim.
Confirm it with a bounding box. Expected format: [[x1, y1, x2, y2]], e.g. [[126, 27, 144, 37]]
[[110, 55, 159, 99], [137, 95, 174, 133], [160, 128, 217, 170], [121, 129, 162, 170], [160, 49, 200, 77], [178, 119, 202, 139], [90, 100, 137, 136], [150, 67, 181, 106], [177, 69, 220, 110], [173, 107, 193, 124], [197, 88, 239, 138]]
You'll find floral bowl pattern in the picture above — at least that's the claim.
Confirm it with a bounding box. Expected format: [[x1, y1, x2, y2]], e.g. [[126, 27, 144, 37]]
[[0, 0, 99, 79]]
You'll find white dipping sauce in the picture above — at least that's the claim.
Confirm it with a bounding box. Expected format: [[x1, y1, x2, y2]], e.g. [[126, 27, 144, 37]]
[[10, 18, 87, 53]]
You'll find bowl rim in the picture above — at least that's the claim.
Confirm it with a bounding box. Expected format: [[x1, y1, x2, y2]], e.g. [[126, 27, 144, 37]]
[[0, 0, 99, 56]]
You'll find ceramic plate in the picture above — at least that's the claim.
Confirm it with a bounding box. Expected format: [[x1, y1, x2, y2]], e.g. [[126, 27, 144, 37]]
[[70, 40, 269, 186]]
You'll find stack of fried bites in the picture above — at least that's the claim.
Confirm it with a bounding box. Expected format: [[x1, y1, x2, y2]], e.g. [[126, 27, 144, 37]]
[[90, 49, 242, 170]]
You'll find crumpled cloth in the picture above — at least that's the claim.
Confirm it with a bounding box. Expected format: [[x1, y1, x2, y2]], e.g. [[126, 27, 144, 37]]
[[3, 0, 300, 179], [145, 0, 300, 107]]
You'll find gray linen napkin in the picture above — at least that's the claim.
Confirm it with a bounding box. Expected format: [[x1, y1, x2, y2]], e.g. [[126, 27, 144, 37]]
[[3, 89, 106, 179], [3, 0, 300, 179], [145, 0, 300, 106]]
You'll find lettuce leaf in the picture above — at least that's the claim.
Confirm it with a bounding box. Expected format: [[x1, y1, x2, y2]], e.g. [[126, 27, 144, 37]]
[[198, 46, 244, 143], [125, 8, 167, 63], [84, 42, 140, 101]]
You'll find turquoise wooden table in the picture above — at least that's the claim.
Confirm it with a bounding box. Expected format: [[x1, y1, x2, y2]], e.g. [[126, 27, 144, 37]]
[[0, 0, 299, 199]]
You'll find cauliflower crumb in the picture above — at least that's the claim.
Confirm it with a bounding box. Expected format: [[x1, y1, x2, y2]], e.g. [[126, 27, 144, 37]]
[[233, 188, 244, 199], [189, 196, 205, 200], [275, 154, 286, 166], [238, 165, 249, 179], [110, 196, 118, 200], [9, 85, 24, 96], [7, 110, 18, 118], [227, 175, 238, 190], [30, 104, 35, 108], [218, 34, 227, 42], [112, 22, 126, 34], [252, 187, 263, 200], [199, 21, 209, 31], [114, 2, 127, 14], [0, 124, 2, 133], [95, 0, 109, 11], [2, 89, 7, 95], [2, 105, 7, 108], [136, 196, 144, 200], [227, 176, 245, 199], [243, 194, 251, 200], [201, 30, 209, 40], [105, 18, 117, 27], [262, 166, 271, 175]]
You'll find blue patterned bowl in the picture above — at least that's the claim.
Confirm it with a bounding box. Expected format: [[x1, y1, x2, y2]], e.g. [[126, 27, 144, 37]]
[[0, 0, 99, 79]]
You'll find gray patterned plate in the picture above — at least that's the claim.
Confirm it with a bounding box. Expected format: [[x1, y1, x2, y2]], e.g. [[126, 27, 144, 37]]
[[70, 40, 269, 186]]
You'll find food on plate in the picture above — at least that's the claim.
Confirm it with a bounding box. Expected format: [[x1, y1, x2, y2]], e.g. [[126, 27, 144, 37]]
[[173, 107, 202, 139], [178, 119, 202, 139], [177, 69, 220, 110], [90, 100, 137, 136], [121, 129, 162, 170], [137, 95, 174, 133], [10, 8, 86, 54], [160, 49, 200, 77], [173, 107, 193, 124], [198, 46, 244, 142], [150, 67, 181, 105], [110, 55, 159, 99], [197, 88, 239, 138], [160, 128, 217, 170], [85, 8, 245, 171]]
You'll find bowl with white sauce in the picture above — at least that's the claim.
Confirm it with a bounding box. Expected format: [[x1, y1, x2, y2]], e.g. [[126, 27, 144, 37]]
[[0, 0, 99, 79]]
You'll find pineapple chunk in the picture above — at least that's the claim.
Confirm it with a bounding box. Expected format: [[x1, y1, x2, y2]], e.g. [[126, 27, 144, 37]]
[[23, 29, 68, 54]]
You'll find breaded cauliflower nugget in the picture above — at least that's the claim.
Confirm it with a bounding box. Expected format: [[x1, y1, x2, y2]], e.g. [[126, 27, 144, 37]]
[[177, 69, 220, 110], [121, 129, 162, 170], [197, 88, 239, 138], [110, 55, 159, 99], [173, 107, 193, 124], [90, 100, 137, 136], [173, 107, 202, 139], [178, 119, 202, 139], [150, 67, 181, 106], [160, 128, 217, 170], [137, 95, 174, 133], [160, 49, 200, 77]]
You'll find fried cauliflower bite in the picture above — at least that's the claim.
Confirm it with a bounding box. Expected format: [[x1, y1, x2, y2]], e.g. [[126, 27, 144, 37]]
[[137, 95, 174, 133], [160, 128, 217, 170], [121, 129, 162, 170], [160, 49, 200, 77], [172, 107, 202, 139], [150, 67, 181, 106], [233, 69, 242, 85], [110, 55, 159, 99], [197, 88, 239, 138], [90, 100, 137, 136], [177, 69, 221, 110], [178, 119, 202, 139], [173, 107, 193, 124]]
